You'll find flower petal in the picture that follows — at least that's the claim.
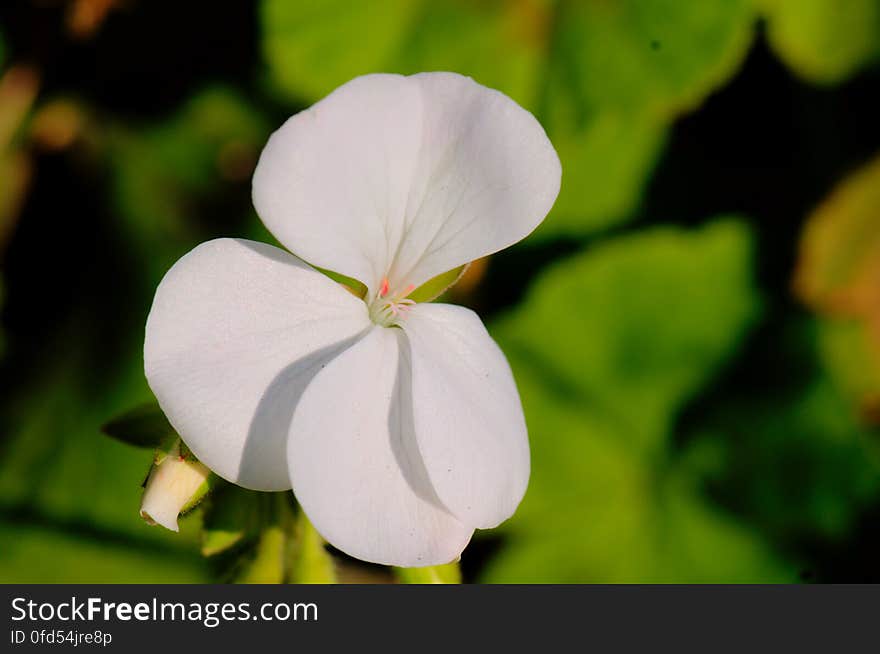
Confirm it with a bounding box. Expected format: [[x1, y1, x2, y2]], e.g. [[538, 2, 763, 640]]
[[288, 326, 473, 566], [400, 303, 530, 529], [144, 238, 370, 491], [252, 73, 422, 296], [252, 72, 560, 297], [388, 72, 561, 292]]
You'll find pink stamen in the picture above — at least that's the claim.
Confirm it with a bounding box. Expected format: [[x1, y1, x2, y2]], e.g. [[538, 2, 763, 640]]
[[379, 277, 390, 298]]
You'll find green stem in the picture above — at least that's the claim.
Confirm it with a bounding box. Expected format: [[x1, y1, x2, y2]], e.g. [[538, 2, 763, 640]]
[[394, 562, 462, 584], [288, 508, 336, 584]]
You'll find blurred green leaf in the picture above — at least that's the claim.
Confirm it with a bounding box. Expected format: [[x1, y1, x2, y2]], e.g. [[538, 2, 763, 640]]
[[101, 402, 177, 449], [794, 153, 880, 316], [0, 66, 38, 252], [543, 115, 665, 238], [759, 0, 880, 85], [262, 0, 419, 102], [483, 218, 791, 582], [109, 87, 269, 280], [686, 318, 880, 544], [818, 319, 880, 421], [497, 218, 759, 449], [794, 152, 880, 416], [543, 0, 755, 119], [0, 520, 208, 583], [483, 373, 792, 582], [0, 320, 205, 567], [261, 0, 755, 238]]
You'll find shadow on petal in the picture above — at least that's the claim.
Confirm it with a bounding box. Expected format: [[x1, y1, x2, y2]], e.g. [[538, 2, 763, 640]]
[[389, 331, 454, 513], [238, 330, 369, 487]]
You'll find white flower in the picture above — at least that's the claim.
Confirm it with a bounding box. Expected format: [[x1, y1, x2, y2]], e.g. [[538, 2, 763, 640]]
[[144, 72, 561, 567]]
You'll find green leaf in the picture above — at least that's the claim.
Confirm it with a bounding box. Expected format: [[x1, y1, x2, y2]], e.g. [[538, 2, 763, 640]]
[[544, 0, 755, 119], [540, 115, 666, 238], [262, 0, 419, 103], [0, 520, 208, 583], [101, 402, 177, 449], [496, 218, 760, 449], [483, 374, 792, 582], [685, 319, 880, 543], [759, 0, 880, 85], [793, 153, 880, 416], [0, 66, 38, 251], [482, 218, 791, 582], [0, 324, 203, 556], [261, 0, 755, 238], [817, 319, 880, 420], [108, 87, 269, 281], [395, 562, 461, 584], [794, 154, 880, 315]]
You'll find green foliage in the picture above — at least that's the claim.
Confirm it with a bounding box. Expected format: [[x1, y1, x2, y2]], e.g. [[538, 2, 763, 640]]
[[109, 87, 269, 280], [0, 328, 207, 582], [0, 521, 207, 583], [544, 0, 755, 119], [201, 483, 265, 557], [101, 402, 177, 450], [262, 0, 418, 102], [497, 218, 759, 449], [261, 0, 755, 238], [483, 218, 792, 582], [818, 320, 880, 415], [759, 0, 880, 84], [696, 375, 880, 543], [681, 314, 880, 547], [202, 488, 336, 583]]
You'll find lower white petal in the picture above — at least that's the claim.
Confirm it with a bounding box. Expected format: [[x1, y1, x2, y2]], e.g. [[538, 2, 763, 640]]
[[288, 327, 473, 567], [401, 303, 530, 529], [144, 238, 370, 491]]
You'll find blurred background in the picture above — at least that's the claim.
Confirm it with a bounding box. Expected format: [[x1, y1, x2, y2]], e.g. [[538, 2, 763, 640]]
[[1, 0, 880, 583]]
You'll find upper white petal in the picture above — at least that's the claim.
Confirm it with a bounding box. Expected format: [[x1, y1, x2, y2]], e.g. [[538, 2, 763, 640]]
[[400, 303, 530, 529], [287, 326, 473, 567], [144, 238, 370, 491], [252, 74, 422, 296], [252, 72, 560, 296], [388, 72, 561, 291]]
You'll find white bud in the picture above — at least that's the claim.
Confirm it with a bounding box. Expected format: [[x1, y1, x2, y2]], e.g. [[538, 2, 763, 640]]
[[140, 441, 211, 532]]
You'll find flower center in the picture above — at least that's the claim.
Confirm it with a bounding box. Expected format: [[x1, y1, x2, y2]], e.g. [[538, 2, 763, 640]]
[[368, 277, 416, 327]]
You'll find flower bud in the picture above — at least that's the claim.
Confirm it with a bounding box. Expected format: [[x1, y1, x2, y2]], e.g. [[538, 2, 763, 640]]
[[140, 440, 212, 532]]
